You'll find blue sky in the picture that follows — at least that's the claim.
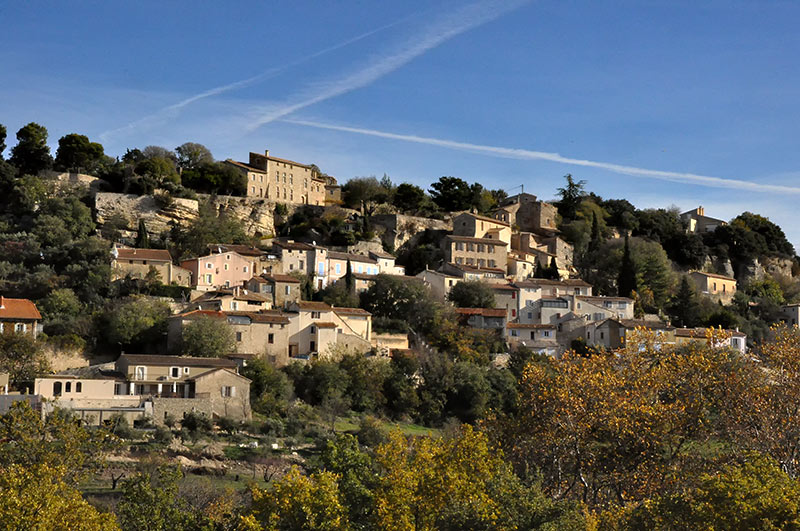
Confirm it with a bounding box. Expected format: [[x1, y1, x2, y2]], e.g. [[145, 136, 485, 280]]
[[3, 1, 800, 247]]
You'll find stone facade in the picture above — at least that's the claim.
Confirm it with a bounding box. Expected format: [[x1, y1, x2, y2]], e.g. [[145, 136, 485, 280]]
[[371, 214, 452, 251], [225, 150, 327, 205]]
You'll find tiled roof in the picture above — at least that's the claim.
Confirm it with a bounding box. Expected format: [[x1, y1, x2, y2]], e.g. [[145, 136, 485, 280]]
[[209, 244, 266, 257], [576, 295, 633, 303], [446, 235, 509, 245], [261, 274, 301, 284], [315, 322, 338, 328], [689, 270, 736, 281], [225, 159, 265, 173], [327, 251, 378, 264], [675, 327, 746, 338], [172, 309, 227, 320], [515, 278, 591, 288], [368, 250, 395, 259], [491, 284, 518, 291], [507, 323, 556, 329], [455, 308, 507, 317], [227, 311, 290, 324], [456, 212, 511, 227], [351, 272, 377, 281], [616, 319, 673, 330], [115, 248, 172, 262], [255, 152, 313, 169], [294, 301, 332, 311], [0, 297, 42, 320], [273, 240, 316, 251], [334, 307, 371, 316], [446, 263, 506, 274], [118, 354, 237, 368]]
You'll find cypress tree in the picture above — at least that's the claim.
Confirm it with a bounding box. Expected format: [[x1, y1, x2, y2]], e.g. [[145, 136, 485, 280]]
[[547, 257, 560, 280], [135, 218, 150, 248], [588, 211, 601, 254], [618, 233, 637, 298], [345, 259, 354, 293], [669, 276, 702, 327], [534, 260, 546, 278]]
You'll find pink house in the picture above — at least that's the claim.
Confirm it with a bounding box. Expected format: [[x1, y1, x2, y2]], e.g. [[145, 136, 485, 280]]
[[181, 250, 254, 292]]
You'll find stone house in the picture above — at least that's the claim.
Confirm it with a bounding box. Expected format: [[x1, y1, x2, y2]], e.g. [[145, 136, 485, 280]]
[[34, 354, 251, 424], [246, 274, 302, 307], [505, 323, 558, 355], [285, 301, 373, 359], [111, 246, 192, 286], [272, 240, 330, 289], [780, 304, 800, 327], [680, 206, 726, 234], [181, 250, 255, 291], [187, 287, 272, 312], [674, 327, 747, 353], [511, 232, 574, 276], [689, 271, 737, 304], [225, 149, 327, 205], [452, 212, 512, 245], [326, 252, 379, 284], [443, 235, 508, 271], [368, 250, 405, 275], [416, 269, 461, 301], [209, 243, 277, 277], [455, 307, 507, 330], [492, 193, 558, 235], [490, 283, 520, 321], [0, 297, 42, 338], [440, 262, 507, 283], [587, 318, 675, 350]]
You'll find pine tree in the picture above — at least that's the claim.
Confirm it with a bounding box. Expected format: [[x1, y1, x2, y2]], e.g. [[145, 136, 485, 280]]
[[345, 259, 354, 293], [669, 276, 702, 327], [534, 260, 546, 278], [618, 233, 637, 298], [135, 219, 150, 248]]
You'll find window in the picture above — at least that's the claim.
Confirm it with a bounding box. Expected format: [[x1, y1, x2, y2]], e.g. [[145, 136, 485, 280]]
[[357, 265, 363, 273], [170, 367, 180, 378], [205, 274, 212, 283], [236, 332, 243, 342], [600, 331, 605, 339], [511, 291, 516, 299], [53, 381, 62, 396], [75, 382, 82, 393], [206, 263, 213, 269], [243, 266, 248, 273], [512, 309, 517, 317], [285, 285, 290, 295], [221, 386, 235, 397], [713, 282, 717, 291], [511, 330, 518, 337], [224, 280, 231, 288], [15, 323, 25, 333], [543, 330, 551, 337], [456, 242, 464, 251], [530, 331, 535, 339], [268, 333, 274, 344], [223, 263, 229, 271], [310, 326, 316, 334], [184, 367, 190, 374], [231, 301, 239, 311], [65, 382, 71, 393], [299, 260, 304, 269], [311, 311, 321, 319], [528, 312, 533, 319], [310, 340, 316, 351], [335, 263, 341, 274], [135, 366, 147, 380]]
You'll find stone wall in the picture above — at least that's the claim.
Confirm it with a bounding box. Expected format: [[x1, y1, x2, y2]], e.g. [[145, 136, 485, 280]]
[[42, 344, 90, 373], [150, 397, 213, 425]]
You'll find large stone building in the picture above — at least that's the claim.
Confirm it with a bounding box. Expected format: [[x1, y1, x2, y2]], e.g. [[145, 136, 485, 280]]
[[492, 193, 558, 235], [0, 297, 42, 338], [225, 149, 329, 205], [111, 246, 192, 286], [33, 354, 251, 424], [181, 249, 255, 291], [689, 271, 737, 304]]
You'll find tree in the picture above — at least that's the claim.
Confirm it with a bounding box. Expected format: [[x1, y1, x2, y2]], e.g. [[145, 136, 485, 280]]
[[179, 316, 235, 357], [101, 296, 170, 351], [0, 332, 50, 384], [341, 176, 389, 214], [135, 219, 150, 248], [588, 211, 602, 254], [174, 142, 213, 172], [393, 183, 427, 213], [605, 456, 800, 530], [245, 467, 350, 530], [668, 276, 702, 328], [429, 176, 473, 212], [345, 259, 353, 294], [318, 433, 379, 528], [447, 280, 496, 308], [241, 358, 292, 416], [556, 174, 586, 221], [0, 123, 6, 159], [54, 133, 107, 174], [618, 233, 637, 298], [0, 464, 119, 530], [117, 465, 204, 531], [547, 257, 560, 280], [169, 200, 249, 259], [181, 161, 246, 195], [9, 122, 53, 176], [360, 274, 440, 335]]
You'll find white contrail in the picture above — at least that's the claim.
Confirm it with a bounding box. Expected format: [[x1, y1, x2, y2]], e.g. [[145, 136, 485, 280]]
[[283, 118, 800, 195], [99, 17, 410, 142], [243, 0, 530, 131]]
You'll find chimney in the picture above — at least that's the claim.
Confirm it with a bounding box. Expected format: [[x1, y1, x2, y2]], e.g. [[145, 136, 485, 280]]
[[698, 206, 704, 216], [0, 296, 4, 309], [265, 149, 269, 158]]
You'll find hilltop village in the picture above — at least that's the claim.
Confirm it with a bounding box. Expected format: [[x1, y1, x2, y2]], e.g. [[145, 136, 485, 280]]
[[3, 124, 800, 527]]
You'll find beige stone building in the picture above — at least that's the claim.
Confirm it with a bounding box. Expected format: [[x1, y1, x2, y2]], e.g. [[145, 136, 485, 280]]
[[689, 271, 737, 304], [326, 252, 380, 284], [168, 309, 292, 367], [452, 212, 512, 245], [225, 150, 327, 205], [505, 323, 558, 355], [210, 244, 277, 277], [0, 297, 42, 338], [674, 327, 746, 353], [272, 240, 330, 289], [440, 262, 506, 283], [181, 250, 255, 291], [455, 307, 507, 330], [112, 247, 192, 286], [34, 354, 251, 424], [416, 269, 462, 301], [492, 193, 558, 235], [187, 287, 272, 312], [680, 206, 726, 234], [443, 235, 508, 271], [587, 318, 675, 350], [285, 301, 372, 359], [246, 274, 302, 308]]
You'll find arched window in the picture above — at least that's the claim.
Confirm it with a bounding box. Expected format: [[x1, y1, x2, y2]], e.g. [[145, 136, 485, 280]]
[[53, 381, 62, 396], [75, 382, 82, 393], [65, 382, 71, 393]]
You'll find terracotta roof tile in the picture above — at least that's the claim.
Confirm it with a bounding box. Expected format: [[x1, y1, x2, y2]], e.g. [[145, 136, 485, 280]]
[[455, 308, 507, 317], [115, 248, 173, 262], [294, 301, 332, 311], [118, 354, 237, 368], [0, 297, 42, 320], [334, 307, 371, 316], [446, 235, 509, 245]]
